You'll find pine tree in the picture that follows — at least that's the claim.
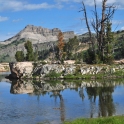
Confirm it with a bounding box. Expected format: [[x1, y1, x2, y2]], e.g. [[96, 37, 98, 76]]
[[57, 31, 65, 62], [15, 51, 24, 62], [24, 40, 34, 61], [104, 21, 114, 64]]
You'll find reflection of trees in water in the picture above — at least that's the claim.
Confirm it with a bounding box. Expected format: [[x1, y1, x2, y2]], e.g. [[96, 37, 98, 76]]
[[86, 87, 115, 117], [50, 91, 65, 122], [79, 88, 85, 101], [98, 87, 115, 117], [10, 79, 116, 118], [86, 87, 99, 118], [10, 79, 66, 121]]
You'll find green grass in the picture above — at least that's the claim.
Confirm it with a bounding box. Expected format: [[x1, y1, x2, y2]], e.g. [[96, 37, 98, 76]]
[[45, 70, 61, 79], [64, 116, 124, 124], [63, 69, 124, 80]]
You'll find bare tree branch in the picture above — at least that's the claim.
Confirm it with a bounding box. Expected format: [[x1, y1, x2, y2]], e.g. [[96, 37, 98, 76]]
[[80, 1, 95, 52]]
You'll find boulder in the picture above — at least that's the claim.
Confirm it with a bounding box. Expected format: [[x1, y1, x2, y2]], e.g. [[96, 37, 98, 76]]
[[9, 62, 33, 79]]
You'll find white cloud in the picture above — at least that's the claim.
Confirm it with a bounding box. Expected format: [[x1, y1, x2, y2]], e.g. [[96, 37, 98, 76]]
[[0, 0, 123, 12], [121, 26, 124, 30], [12, 18, 23, 22], [0, 0, 62, 12], [112, 20, 124, 25], [55, 0, 81, 3], [85, 0, 124, 9], [0, 16, 8, 22], [55, 0, 124, 9]]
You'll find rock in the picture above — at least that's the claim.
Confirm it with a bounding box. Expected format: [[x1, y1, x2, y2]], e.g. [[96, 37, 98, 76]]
[[0, 63, 9, 72], [0, 65, 5, 72], [9, 62, 33, 79], [9, 62, 124, 79]]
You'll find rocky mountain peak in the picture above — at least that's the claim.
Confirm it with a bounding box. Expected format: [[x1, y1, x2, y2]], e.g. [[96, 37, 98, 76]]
[[1, 25, 74, 45]]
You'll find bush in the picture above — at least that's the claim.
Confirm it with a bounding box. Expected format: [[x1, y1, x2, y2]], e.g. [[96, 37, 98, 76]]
[[45, 70, 61, 78]]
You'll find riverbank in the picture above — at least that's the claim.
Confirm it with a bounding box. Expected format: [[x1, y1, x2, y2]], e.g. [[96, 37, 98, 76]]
[[63, 116, 124, 124]]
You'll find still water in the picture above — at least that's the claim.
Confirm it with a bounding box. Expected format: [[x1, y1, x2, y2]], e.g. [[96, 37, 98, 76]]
[[0, 73, 124, 124]]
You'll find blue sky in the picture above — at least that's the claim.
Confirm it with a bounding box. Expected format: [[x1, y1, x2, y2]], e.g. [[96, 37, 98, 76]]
[[0, 0, 124, 41]]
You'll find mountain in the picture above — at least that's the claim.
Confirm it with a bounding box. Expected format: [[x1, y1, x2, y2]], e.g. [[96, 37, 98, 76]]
[[0, 25, 75, 45], [0, 25, 75, 62]]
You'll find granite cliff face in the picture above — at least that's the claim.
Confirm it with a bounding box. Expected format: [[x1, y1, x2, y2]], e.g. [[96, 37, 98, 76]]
[[1, 25, 75, 45]]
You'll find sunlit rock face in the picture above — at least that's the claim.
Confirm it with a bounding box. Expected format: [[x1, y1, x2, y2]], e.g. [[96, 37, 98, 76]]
[[0, 65, 5, 72], [9, 62, 33, 79], [0, 63, 9, 72]]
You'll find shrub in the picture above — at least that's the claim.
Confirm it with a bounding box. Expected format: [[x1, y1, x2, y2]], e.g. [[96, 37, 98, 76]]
[[45, 70, 61, 78]]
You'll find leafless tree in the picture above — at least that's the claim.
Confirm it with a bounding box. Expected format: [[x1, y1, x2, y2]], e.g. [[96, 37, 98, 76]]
[[80, 0, 116, 62]]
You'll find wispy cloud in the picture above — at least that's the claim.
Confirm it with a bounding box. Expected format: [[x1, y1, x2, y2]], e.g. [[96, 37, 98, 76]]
[[112, 20, 124, 25], [0, 0, 124, 12], [121, 26, 124, 30], [55, 0, 81, 3], [0, 16, 8, 22], [0, 0, 62, 12], [83, 0, 124, 9], [55, 0, 124, 9], [12, 18, 23, 22]]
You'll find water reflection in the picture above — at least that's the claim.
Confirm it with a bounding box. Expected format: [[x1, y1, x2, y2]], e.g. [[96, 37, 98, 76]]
[[86, 87, 115, 117], [1, 78, 124, 124], [0, 72, 11, 82], [10, 79, 34, 94], [10, 79, 124, 118], [50, 91, 65, 121], [1, 70, 124, 124]]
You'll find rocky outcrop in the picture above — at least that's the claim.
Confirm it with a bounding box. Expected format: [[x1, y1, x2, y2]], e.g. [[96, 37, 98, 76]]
[[0, 63, 10, 72], [9, 62, 124, 79], [9, 62, 33, 79]]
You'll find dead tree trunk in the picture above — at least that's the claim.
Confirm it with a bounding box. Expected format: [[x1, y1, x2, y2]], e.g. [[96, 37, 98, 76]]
[[100, 0, 107, 59], [80, 1, 95, 53], [80, 0, 115, 63]]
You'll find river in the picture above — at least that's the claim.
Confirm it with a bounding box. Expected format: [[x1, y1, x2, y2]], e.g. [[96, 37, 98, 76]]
[[0, 72, 124, 124]]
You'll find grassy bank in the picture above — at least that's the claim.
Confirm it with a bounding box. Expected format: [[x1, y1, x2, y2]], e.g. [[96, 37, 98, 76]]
[[64, 116, 124, 124], [42, 69, 124, 80]]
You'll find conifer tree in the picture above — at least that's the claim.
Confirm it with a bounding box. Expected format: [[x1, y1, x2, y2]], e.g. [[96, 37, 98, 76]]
[[104, 21, 114, 64], [24, 40, 34, 61], [15, 51, 24, 62], [58, 31, 64, 62]]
